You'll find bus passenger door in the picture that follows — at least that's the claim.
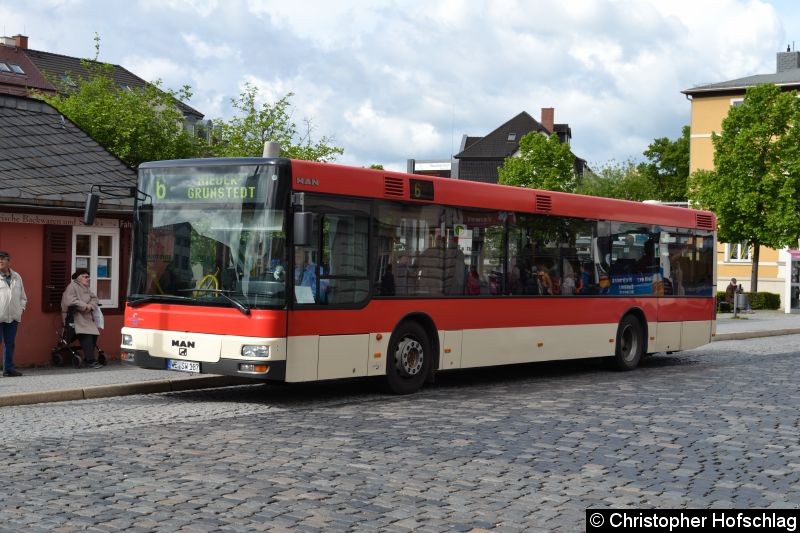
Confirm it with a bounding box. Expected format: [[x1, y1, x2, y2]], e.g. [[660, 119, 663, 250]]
[[286, 196, 372, 382], [654, 228, 687, 352]]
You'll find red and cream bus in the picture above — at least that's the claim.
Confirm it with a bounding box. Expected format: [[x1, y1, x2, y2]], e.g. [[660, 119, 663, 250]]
[[115, 156, 716, 394]]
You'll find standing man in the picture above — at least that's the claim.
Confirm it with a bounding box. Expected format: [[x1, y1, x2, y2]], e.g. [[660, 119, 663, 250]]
[[0, 250, 27, 377]]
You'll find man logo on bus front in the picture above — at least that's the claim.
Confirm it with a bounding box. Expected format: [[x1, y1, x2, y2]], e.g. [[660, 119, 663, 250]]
[[179, 348, 188, 356], [296, 177, 319, 186], [171, 340, 195, 348]]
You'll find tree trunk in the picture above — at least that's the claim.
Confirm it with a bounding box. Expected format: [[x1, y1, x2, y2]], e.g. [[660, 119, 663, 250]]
[[750, 242, 760, 293]]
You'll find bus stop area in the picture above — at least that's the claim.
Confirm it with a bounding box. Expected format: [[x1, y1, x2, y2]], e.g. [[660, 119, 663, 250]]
[[1, 310, 798, 408]]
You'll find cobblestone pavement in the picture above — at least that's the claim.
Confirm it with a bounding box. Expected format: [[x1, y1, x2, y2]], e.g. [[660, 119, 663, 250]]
[[0, 335, 798, 532]]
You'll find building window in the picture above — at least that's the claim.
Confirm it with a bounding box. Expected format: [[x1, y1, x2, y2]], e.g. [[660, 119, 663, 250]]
[[507, 132, 517, 141], [73, 227, 120, 308], [725, 241, 751, 262], [730, 98, 744, 107], [0, 62, 11, 73]]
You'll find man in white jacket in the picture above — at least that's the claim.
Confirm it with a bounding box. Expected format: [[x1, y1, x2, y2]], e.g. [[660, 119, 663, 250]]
[[0, 251, 27, 377]]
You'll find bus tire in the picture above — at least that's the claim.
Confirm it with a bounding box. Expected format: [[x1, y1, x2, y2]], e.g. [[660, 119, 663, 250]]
[[386, 321, 431, 395], [613, 315, 644, 371]]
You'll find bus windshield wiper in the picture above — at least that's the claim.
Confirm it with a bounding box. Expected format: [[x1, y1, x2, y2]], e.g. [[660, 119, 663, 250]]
[[177, 289, 251, 315], [128, 294, 195, 307]]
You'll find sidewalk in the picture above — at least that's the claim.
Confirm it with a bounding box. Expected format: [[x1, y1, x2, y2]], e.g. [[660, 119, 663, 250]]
[[713, 309, 800, 341], [1, 310, 798, 407], [0, 362, 254, 407]]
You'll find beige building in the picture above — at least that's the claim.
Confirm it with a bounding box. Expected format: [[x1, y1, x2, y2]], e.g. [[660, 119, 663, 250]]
[[683, 49, 800, 310]]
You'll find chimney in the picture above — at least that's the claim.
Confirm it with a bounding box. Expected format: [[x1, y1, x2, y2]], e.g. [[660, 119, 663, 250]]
[[13, 34, 28, 49], [541, 107, 554, 133], [777, 50, 800, 72]]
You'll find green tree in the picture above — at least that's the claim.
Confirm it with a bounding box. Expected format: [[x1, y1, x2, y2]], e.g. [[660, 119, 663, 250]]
[[211, 83, 343, 161], [638, 125, 690, 201], [689, 83, 800, 291], [577, 160, 658, 201], [498, 132, 576, 192], [38, 63, 202, 168]]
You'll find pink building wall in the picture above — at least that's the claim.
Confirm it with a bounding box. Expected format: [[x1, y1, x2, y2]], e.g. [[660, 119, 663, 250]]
[[1, 222, 123, 367]]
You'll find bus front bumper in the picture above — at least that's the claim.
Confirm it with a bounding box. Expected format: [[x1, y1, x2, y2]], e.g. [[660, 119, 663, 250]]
[[122, 350, 286, 381]]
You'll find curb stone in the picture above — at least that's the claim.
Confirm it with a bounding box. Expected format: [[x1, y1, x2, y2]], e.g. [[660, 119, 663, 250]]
[[0, 376, 253, 407]]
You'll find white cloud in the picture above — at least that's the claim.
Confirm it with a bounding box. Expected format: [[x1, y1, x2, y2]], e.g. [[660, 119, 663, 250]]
[[121, 55, 186, 85], [3, 0, 796, 167], [181, 33, 241, 61], [344, 100, 443, 156], [139, 0, 220, 17], [243, 0, 383, 49]]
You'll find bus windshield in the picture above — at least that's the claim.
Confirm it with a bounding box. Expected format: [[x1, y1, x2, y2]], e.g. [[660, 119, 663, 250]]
[[129, 162, 289, 310]]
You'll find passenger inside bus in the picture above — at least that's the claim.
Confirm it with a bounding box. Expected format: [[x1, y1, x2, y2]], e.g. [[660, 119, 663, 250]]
[[294, 248, 328, 303], [637, 237, 657, 273], [466, 267, 481, 295], [380, 264, 395, 296], [561, 269, 576, 295], [505, 259, 520, 295], [576, 263, 593, 294], [536, 264, 553, 295], [445, 236, 466, 296], [393, 254, 412, 296]]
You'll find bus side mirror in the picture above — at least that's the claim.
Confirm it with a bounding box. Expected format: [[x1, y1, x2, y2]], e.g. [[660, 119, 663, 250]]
[[84, 193, 100, 226], [293, 212, 316, 246]]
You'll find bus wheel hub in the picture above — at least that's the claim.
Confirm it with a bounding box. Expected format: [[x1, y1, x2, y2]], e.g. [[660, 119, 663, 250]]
[[396, 338, 424, 377]]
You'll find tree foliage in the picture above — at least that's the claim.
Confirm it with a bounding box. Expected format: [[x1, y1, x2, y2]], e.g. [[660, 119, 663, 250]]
[[38, 63, 202, 168], [498, 131, 576, 192], [577, 160, 658, 201], [638, 125, 690, 201], [211, 83, 343, 162], [575, 127, 689, 202], [38, 35, 343, 167], [688, 83, 800, 291]]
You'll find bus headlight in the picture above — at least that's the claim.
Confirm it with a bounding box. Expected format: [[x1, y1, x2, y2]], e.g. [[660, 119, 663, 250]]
[[242, 345, 270, 358], [121, 334, 133, 346]]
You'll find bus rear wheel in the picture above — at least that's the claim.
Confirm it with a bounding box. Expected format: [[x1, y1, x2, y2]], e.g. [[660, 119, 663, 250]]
[[613, 315, 644, 371], [386, 322, 431, 395]]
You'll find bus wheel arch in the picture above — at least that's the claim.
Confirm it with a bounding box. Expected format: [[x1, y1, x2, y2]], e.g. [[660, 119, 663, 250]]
[[385, 313, 439, 394], [613, 309, 647, 371]]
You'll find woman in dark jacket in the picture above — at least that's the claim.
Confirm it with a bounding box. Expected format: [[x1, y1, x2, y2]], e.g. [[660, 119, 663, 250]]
[[61, 268, 103, 368]]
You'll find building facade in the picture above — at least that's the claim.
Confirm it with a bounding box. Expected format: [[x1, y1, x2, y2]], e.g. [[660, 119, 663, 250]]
[[0, 95, 136, 367], [0, 33, 213, 366], [453, 108, 587, 184], [683, 49, 800, 311]]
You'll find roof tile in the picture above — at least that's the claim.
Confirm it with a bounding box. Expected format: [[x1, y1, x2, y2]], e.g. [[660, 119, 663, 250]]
[[0, 94, 136, 209]]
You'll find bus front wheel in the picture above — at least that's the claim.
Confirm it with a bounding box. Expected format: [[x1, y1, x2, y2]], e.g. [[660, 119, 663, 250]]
[[386, 321, 431, 395], [613, 315, 644, 371]]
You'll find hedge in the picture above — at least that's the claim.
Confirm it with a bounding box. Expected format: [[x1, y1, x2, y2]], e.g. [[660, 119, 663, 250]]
[[716, 291, 781, 312]]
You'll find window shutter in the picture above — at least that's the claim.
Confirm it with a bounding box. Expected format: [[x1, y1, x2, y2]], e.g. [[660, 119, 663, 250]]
[[42, 224, 72, 313]]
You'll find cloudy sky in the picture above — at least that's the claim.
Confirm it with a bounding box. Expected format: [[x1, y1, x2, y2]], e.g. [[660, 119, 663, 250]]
[[2, 0, 797, 170]]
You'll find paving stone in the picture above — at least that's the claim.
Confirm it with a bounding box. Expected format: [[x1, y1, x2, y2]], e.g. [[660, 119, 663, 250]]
[[1, 336, 800, 530]]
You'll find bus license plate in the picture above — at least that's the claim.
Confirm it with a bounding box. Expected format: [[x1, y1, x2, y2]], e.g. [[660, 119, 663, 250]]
[[167, 359, 200, 373]]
